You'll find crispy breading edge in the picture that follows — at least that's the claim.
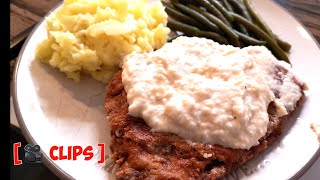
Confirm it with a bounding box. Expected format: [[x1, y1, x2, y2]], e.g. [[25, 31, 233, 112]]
[[105, 70, 304, 180]]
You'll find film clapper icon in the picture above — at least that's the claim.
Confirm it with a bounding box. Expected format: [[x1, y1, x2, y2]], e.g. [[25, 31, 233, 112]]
[[24, 144, 42, 163]]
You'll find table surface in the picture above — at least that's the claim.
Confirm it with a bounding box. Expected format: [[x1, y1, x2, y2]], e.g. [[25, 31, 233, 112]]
[[10, 0, 320, 179]]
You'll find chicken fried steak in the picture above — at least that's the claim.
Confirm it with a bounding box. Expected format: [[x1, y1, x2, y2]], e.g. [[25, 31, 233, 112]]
[[104, 68, 304, 180]]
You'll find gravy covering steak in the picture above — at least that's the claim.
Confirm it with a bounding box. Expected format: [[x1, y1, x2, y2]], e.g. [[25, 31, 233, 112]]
[[105, 37, 305, 179]]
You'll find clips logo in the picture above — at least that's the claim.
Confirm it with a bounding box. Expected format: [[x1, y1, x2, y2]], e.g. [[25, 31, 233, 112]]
[[13, 143, 42, 165], [13, 143, 106, 165]]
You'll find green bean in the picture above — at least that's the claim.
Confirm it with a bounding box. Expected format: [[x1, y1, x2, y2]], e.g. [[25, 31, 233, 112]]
[[234, 30, 266, 45], [160, 0, 174, 7], [235, 23, 249, 35], [220, 0, 249, 35], [167, 18, 229, 44], [167, 17, 199, 34], [228, 0, 252, 22], [196, 31, 229, 44], [274, 35, 292, 52], [242, 0, 274, 39], [208, 0, 234, 22], [173, 2, 222, 33], [239, 41, 245, 48], [231, 13, 290, 63], [195, 0, 231, 26], [163, 3, 208, 30], [242, 0, 292, 52], [188, 4, 240, 46], [221, 0, 233, 12], [167, 17, 198, 32]]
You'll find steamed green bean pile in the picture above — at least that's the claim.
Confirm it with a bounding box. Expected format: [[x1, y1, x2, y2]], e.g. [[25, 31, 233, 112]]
[[163, 0, 291, 63]]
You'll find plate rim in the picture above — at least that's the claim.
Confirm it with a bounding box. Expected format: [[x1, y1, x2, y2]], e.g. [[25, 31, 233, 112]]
[[264, 2, 320, 179], [12, 0, 320, 180], [11, 2, 75, 180]]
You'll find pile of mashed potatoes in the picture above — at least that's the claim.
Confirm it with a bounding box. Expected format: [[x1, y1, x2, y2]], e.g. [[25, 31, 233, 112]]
[[35, 0, 170, 83]]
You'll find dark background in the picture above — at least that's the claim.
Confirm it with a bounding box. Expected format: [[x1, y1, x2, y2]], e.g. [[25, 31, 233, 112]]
[[10, 126, 59, 180]]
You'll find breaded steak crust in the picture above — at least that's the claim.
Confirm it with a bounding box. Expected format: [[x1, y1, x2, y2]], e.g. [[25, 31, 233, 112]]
[[105, 69, 304, 180]]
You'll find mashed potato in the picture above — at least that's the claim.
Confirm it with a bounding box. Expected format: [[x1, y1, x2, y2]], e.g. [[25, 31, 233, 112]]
[[35, 0, 170, 83]]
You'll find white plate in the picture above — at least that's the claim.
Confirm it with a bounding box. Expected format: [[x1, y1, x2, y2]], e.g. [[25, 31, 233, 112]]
[[13, 0, 320, 179]]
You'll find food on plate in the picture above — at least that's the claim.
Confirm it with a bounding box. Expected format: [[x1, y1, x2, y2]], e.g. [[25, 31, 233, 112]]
[[35, 0, 170, 83], [105, 37, 306, 179], [310, 123, 320, 142], [162, 0, 291, 63]]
